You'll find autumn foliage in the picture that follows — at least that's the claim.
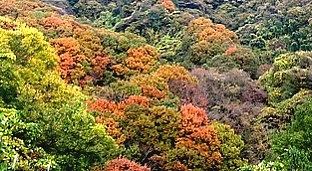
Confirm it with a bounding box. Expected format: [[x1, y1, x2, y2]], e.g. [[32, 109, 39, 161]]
[[43, 16, 64, 28], [154, 64, 196, 83], [112, 45, 158, 76], [141, 84, 166, 99], [181, 17, 240, 65], [87, 95, 231, 170], [0, 0, 263, 170], [88, 95, 150, 117], [159, 0, 176, 12], [187, 17, 237, 43], [225, 45, 238, 55], [125, 45, 158, 72], [50, 33, 111, 86], [95, 158, 150, 171], [128, 64, 196, 99], [50, 37, 86, 82], [168, 79, 208, 109], [176, 104, 222, 169], [180, 104, 208, 128]]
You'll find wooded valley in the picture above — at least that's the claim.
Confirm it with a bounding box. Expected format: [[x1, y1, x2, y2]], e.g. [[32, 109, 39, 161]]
[[0, 0, 311, 170]]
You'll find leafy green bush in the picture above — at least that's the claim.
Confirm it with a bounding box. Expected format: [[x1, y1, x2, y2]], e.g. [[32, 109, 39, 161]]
[[270, 97, 312, 170], [0, 108, 58, 170], [211, 121, 246, 170], [259, 51, 312, 104], [240, 161, 286, 171]]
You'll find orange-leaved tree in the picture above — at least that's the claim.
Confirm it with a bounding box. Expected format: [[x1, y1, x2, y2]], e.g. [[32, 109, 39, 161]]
[[50, 36, 111, 86], [94, 158, 151, 171], [87, 96, 150, 145], [145, 104, 222, 171], [182, 17, 238, 65], [112, 45, 159, 76], [166, 104, 222, 170], [130, 64, 196, 99], [158, 0, 176, 12], [187, 17, 237, 43], [50, 37, 86, 83]]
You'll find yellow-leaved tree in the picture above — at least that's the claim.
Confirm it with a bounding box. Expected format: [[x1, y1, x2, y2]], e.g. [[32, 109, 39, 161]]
[[0, 17, 118, 170]]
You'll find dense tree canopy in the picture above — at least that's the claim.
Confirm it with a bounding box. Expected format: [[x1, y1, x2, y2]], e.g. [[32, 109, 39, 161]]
[[0, 0, 311, 170], [0, 17, 118, 170]]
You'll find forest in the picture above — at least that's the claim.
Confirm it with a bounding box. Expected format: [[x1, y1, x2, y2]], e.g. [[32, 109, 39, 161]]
[[0, 0, 311, 170]]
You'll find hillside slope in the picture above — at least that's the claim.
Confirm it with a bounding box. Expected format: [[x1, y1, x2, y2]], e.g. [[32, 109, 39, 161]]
[[0, 0, 311, 170]]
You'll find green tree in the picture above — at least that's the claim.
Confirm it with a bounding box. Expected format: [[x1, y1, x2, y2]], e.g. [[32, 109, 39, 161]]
[[211, 121, 246, 171], [259, 51, 312, 105], [0, 108, 58, 171], [0, 17, 118, 170], [270, 97, 312, 170]]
